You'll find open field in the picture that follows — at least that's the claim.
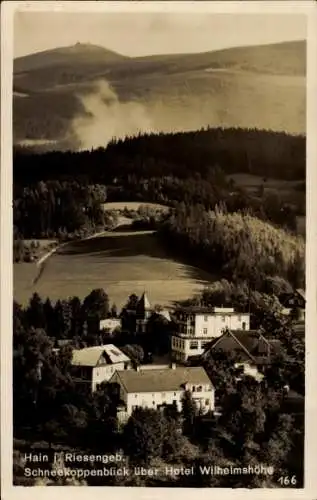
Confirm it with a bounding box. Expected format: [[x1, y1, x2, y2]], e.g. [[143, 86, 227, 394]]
[[102, 202, 169, 212], [227, 173, 303, 193], [14, 229, 215, 308]]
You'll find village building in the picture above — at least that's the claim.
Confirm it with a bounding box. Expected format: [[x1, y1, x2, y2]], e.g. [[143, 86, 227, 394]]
[[71, 344, 132, 392], [99, 317, 121, 335], [291, 320, 305, 337], [135, 292, 171, 333], [171, 306, 250, 361], [201, 329, 283, 382], [279, 288, 305, 320], [109, 365, 215, 423], [135, 292, 152, 333]]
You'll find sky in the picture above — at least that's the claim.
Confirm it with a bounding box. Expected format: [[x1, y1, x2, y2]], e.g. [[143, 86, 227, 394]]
[[14, 11, 306, 59]]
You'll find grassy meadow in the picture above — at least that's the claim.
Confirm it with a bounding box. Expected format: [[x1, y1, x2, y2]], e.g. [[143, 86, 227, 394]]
[[227, 173, 303, 194], [14, 229, 215, 308], [102, 202, 169, 212]]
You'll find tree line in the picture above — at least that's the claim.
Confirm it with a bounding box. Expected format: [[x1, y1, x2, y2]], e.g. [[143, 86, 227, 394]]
[[14, 181, 107, 240], [158, 202, 305, 293], [14, 127, 305, 182]]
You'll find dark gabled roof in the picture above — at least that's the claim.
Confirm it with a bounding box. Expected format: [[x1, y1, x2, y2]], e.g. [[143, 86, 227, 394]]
[[279, 289, 306, 307], [204, 330, 282, 364], [296, 288, 305, 301], [112, 366, 212, 393]]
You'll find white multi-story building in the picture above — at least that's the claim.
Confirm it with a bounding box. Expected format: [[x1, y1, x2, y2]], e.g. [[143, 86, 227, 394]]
[[171, 306, 250, 361], [109, 364, 214, 423], [71, 344, 132, 392]]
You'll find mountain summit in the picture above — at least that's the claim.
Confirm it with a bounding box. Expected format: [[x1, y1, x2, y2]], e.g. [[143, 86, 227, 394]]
[[14, 43, 128, 73]]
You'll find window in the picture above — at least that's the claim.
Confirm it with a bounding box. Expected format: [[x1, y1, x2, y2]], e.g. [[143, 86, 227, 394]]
[[188, 327, 194, 335], [162, 393, 166, 398], [190, 341, 198, 349], [201, 342, 209, 349], [205, 399, 210, 405], [238, 315, 242, 321], [242, 322, 246, 330], [135, 394, 137, 398], [174, 392, 177, 396], [204, 315, 208, 322], [192, 386, 196, 392], [197, 386, 202, 392], [203, 328, 208, 335], [222, 316, 226, 322]]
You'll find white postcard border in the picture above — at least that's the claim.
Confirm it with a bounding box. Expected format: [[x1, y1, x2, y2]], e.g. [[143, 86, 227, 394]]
[[1, 1, 317, 499]]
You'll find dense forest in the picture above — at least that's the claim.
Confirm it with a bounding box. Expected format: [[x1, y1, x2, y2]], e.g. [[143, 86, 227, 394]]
[[13, 287, 304, 487], [13, 128, 305, 249], [13, 181, 107, 241], [158, 203, 305, 293], [14, 127, 305, 182]]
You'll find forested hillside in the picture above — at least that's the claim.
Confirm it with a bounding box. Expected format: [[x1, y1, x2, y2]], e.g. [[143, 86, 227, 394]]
[[14, 127, 305, 182], [13, 128, 305, 242], [159, 204, 305, 293]]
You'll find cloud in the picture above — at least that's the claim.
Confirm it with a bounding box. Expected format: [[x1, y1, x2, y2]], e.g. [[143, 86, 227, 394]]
[[71, 80, 157, 150]]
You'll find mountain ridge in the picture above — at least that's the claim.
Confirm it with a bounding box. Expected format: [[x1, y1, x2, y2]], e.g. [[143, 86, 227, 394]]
[[13, 39, 306, 149], [14, 42, 128, 73], [14, 39, 306, 76]]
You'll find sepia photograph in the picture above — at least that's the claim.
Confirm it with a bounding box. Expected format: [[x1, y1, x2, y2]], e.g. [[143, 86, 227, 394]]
[[1, 0, 316, 496]]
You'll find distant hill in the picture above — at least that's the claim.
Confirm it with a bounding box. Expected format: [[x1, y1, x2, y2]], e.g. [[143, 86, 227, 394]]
[[14, 43, 128, 72], [133, 40, 306, 75], [13, 40, 306, 150]]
